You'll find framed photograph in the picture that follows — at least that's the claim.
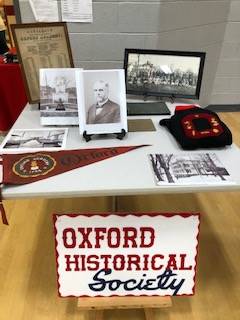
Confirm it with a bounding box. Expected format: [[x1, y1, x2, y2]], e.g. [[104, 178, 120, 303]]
[[0, 128, 68, 153], [124, 49, 206, 100], [77, 69, 128, 135], [40, 68, 81, 126], [11, 22, 74, 103]]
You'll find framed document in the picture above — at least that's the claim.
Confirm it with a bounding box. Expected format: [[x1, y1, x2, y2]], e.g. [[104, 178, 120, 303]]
[[11, 22, 74, 103]]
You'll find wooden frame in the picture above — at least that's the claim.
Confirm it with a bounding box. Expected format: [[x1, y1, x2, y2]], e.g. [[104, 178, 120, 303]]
[[11, 22, 74, 103], [3, 4, 16, 47], [77, 296, 172, 320]]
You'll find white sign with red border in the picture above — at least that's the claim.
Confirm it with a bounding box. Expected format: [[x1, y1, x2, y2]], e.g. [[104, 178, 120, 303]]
[[53, 213, 200, 297]]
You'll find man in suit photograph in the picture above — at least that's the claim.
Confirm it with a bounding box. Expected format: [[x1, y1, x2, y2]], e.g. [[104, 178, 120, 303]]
[[86, 80, 120, 124]]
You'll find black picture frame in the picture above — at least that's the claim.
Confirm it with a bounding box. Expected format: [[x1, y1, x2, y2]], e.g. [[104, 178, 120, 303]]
[[124, 48, 206, 100]]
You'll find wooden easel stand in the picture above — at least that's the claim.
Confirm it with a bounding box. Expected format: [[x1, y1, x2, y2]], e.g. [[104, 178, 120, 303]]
[[78, 296, 172, 320], [77, 197, 172, 319]]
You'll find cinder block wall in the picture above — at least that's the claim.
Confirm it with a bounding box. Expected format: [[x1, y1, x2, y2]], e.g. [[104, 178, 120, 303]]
[[19, 0, 231, 107], [211, 0, 240, 105]]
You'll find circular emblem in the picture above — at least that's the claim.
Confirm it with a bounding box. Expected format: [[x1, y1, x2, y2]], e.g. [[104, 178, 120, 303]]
[[13, 153, 56, 178]]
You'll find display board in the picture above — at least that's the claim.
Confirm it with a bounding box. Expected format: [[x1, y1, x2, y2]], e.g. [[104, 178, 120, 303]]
[[54, 213, 200, 297]]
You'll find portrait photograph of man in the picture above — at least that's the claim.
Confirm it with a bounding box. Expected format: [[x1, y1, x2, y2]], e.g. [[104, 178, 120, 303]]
[[87, 80, 120, 124], [77, 69, 127, 135]]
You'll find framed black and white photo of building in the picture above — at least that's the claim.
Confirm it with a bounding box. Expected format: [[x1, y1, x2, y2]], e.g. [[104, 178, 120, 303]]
[[77, 69, 128, 136], [124, 49, 206, 100], [40, 68, 81, 125]]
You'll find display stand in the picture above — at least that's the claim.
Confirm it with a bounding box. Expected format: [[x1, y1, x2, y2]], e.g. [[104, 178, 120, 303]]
[[169, 94, 175, 104], [142, 93, 176, 104], [77, 296, 172, 320], [83, 129, 126, 142], [77, 196, 172, 319]]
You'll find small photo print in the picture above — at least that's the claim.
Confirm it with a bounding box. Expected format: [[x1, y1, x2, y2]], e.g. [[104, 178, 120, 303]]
[[0, 128, 68, 153], [149, 153, 234, 185], [77, 69, 128, 135], [40, 68, 80, 125]]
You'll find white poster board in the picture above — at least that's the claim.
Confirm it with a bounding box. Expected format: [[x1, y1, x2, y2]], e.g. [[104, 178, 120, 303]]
[[29, 0, 93, 23], [40, 68, 80, 126], [77, 69, 128, 135], [61, 0, 93, 23], [54, 213, 200, 297], [29, 0, 60, 22]]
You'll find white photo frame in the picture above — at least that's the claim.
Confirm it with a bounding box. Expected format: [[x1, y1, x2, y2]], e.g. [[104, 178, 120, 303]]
[[77, 69, 128, 135], [0, 128, 68, 154], [40, 68, 82, 126]]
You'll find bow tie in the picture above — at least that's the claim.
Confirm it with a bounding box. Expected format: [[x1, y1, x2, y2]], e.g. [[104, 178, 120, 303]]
[[96, 104, 103, 109]]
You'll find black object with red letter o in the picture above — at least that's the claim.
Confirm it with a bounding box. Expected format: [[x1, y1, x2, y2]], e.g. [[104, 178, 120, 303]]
[[160, 105, 232, 150]]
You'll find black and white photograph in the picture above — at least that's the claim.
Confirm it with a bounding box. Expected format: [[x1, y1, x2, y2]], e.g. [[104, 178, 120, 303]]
[[124, 49, 205, 99], [40, 68, 80, 125], [149, 153, 234, 185], [0, 128, 68, 153], [77, 69, 128, 135]]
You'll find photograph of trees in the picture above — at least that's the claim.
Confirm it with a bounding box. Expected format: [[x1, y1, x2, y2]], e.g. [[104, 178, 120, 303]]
[[149, 153, 231, 185]]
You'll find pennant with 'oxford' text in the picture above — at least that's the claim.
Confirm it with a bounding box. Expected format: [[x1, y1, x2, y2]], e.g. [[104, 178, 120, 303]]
[[0, 145, 149, 224]]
